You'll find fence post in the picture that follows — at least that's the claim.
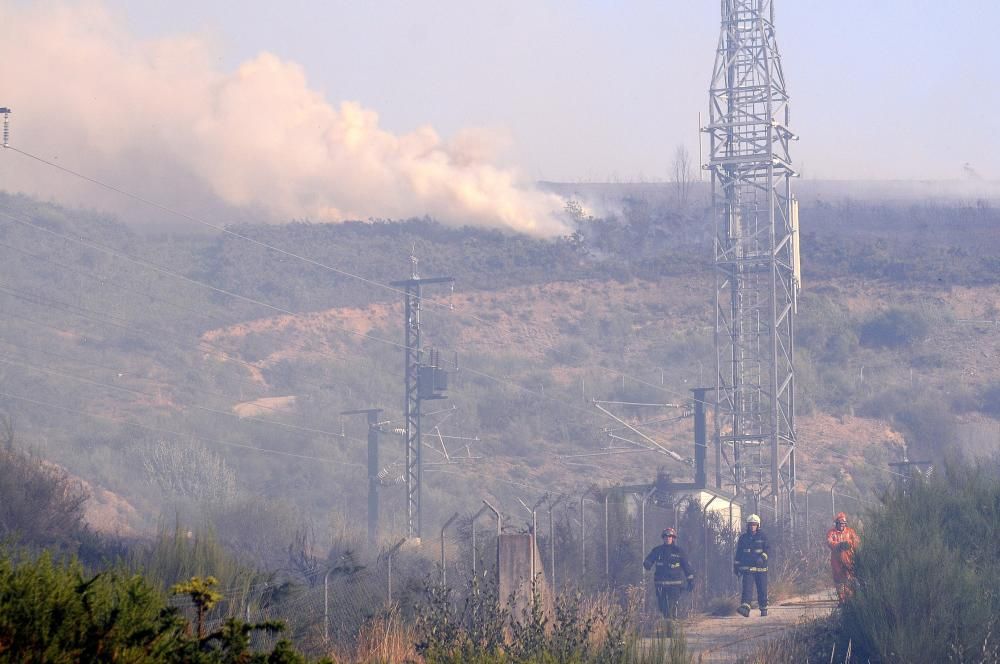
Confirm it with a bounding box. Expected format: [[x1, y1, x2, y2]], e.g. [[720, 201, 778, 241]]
[[604, 492, 610, 584], [548, 496, 564, 593], [440, 512, 459, 586], [323, 569, 330, 644], [702, 496, 718, 604], [383, 538, 406, 605]]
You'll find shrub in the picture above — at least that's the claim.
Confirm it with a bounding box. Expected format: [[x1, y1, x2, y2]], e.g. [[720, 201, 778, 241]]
[[130, 521, 264, 597], [0, 551, 185, 662], [859, 387, 956, 461], [141, 438, 239, 504], [414, 579, 664, 663], [981, 381, 1000, 417], [0, 551, 323, 662], [0, 445, 89, 550], [797, 292, 858, 361], [858, 307, 932, 348], [738, 616, 850, 664], [841, 463, 1000, 663]]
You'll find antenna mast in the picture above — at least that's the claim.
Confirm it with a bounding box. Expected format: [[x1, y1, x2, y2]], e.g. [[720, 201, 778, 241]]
[[705, 0, 800, 529]]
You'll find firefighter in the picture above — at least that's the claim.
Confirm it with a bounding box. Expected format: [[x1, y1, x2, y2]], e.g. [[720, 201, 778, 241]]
[[826, 511, 860, 604], [733, 514, 769, 617], [643, 527, 695, 620]]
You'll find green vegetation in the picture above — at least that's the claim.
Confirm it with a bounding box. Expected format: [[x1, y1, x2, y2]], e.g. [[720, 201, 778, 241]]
[[415, 577, 690, 663], [859, 307, 934, 349], [1, 189, 1000, 658], [0, 553, 321, 662], [736, 459, 1000, 664], [2, 190, 998, 535], [841, 462, 1000, 663]]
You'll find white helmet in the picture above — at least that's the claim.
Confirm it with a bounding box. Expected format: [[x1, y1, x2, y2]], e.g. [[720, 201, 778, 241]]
[[746, 514, 761, 526]]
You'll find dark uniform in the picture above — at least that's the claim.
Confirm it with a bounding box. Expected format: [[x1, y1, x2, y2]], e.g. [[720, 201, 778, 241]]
[[734, 526, 769, 616], [643, 538, 695, 619]]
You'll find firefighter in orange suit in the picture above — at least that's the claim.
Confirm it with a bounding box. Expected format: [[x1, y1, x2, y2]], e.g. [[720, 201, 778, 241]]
[[826, 512, 860, 603]]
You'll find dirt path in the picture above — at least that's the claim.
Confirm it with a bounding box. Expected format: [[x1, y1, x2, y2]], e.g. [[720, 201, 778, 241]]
[[643, 591, 838, 663]]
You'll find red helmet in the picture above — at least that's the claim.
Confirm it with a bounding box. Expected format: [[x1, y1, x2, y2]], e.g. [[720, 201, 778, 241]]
[[834, 512, 848, 525], [661, 527, 676, 538]]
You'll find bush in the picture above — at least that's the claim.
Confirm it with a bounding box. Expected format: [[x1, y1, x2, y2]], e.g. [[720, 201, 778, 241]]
[[859, 387, 956, 461], [981, 381, 1000, 417], [414, 578, 663, 663], [141, 438, 239, 504], [0, 551, 185, 661], [841, 463, 1000, 663], [131, 521, 264, 596], [0, 550, 324, 662], [0, 445, 89, 550], [797, 292, 859, 361], [858, 307, 932, 348]]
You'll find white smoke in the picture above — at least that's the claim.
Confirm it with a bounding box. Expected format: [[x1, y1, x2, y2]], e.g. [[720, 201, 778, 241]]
[[0, 2, 570, 236]]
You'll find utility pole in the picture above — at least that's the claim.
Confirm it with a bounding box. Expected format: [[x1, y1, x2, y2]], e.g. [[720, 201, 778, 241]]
[[888, 459, 932, 495], [705, 0, 800, 532], [342, 408, 384, 547], [390, 257, 454, 540]]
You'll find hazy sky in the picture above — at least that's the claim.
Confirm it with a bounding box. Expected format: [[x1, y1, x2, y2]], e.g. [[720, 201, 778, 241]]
[[101, 0, 999, 183], [1, 1, 997, 233]]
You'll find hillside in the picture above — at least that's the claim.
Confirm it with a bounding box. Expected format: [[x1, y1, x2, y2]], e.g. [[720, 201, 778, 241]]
[[0, 188, 998, 541]]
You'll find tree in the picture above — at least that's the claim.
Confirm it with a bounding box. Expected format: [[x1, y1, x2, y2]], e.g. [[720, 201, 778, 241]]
[[171, 575, 222, 640], [0, 444, 89, 550], [671, 145, 695, 209], [0, 552, 186, 662]]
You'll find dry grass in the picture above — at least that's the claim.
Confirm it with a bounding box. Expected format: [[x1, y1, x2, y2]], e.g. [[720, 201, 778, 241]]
[[736, 616, 851, 664], [580, 586, 643, 651], [329, 607, 420, 664], [706, 595, 738, 617]]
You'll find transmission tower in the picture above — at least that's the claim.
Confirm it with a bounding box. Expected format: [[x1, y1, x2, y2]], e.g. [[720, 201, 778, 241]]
[[705, 0, 801, 527], [390, 258, 453, 540]]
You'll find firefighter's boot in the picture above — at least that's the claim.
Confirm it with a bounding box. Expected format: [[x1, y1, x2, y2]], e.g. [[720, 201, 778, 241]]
[[760, 608, 768, 617], [737, 603, 751, 618]]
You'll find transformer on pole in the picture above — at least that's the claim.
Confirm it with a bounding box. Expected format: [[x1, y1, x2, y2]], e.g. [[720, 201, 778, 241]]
[[704, 0, 800, 530], [342, 408, 384, 546], [390, 258, 453, 540]]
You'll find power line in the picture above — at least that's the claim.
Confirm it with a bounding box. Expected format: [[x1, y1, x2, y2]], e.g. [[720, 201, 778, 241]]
[[0, 388, 365, 468], [0, 333, 330, 425], [2, 148, 714, 409], [0, 208, 407, 351], [0, 288, 390, 450], [0, 279, 622, 482], [0, 354, 349, 441], [0, 282, 353, 413], [0, 208, 671, 444], [0, 237, 233, 329], [0, 280, 646, 480], [0, 151, 714, 483]]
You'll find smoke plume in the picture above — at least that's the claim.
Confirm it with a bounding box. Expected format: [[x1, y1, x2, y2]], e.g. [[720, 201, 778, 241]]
[[0, 3, 570, 236]]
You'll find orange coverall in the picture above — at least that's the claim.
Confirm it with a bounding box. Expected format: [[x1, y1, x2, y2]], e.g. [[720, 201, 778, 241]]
[[826, 524, 860, 602]]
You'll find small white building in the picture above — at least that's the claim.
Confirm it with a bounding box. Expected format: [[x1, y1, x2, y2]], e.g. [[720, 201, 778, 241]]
[[691, 487, 743, 532]]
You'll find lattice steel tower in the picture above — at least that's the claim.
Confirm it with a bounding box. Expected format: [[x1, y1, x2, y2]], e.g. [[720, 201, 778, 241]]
[[705, 0, 800, 526], [391, 258, 453, 540]]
